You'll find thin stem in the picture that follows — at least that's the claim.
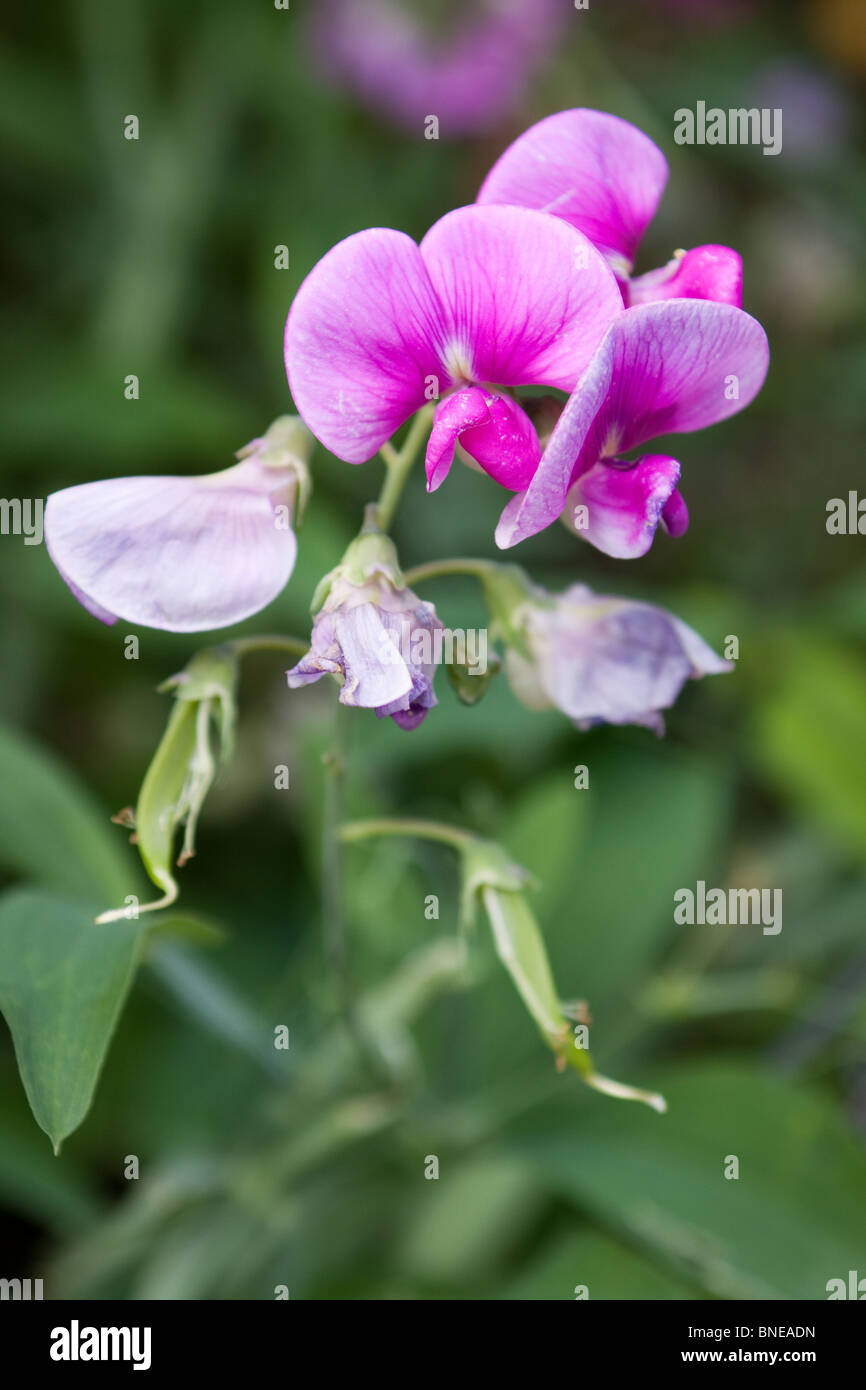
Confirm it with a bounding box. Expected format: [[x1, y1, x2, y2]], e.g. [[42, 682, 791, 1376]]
[[321, 705, 386, 1081], [339, 817, 478, 854], [402, 557, 497, 587], [375, 404, 434, 531], [228, 634, 309, 659]]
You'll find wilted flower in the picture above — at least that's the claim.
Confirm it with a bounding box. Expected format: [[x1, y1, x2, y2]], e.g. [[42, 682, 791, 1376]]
[[285, 204, 621, 495], [483, 568, 731, 733], [44, 417, 312, 633], [496, 299, 769, 556], [288, 525, 444, 730], [310, 0, 565, 138], [477, 108, 744, 306]]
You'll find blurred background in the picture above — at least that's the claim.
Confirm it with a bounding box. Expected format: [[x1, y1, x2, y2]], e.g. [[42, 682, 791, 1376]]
[[1, 0, 866, 1300]]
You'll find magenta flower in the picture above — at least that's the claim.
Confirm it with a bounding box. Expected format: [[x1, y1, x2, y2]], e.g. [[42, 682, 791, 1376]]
[[310, 0, 565, 138], [44, 418, 311, 633], [285, 205, 623, 495], [496, 299, 769, 556], [477, 109, 743, 308]]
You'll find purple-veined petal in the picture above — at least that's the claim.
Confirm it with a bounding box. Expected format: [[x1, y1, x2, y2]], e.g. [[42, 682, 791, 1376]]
[[420, 204, 622, 392], [285, 228, 446, 463], [426, 388, 541, 493], [477, 109, 669, 268], [562, 454, 682, 559], [595, 299, 770, 454], [495, 334, 615, 548], [44, 459, 297, 634], [628, 245, 743, 307]]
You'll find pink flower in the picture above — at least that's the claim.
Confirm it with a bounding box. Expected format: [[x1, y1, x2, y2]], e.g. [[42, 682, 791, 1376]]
[[496, 300, 769, 556], [310, 0, 565, 138], [477, 108, 743, 307], [285, 205, 623, 494]]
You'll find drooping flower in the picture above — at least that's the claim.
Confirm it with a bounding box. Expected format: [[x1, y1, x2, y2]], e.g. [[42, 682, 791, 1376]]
[[477, 108, 743, 307], [482, 566, 732, 734], [44, 417, 312, 633], [284, 204, 623, 496], [496, 299, 769, 556], [310, 0, 565, 138], [287, 523, 444, 730]]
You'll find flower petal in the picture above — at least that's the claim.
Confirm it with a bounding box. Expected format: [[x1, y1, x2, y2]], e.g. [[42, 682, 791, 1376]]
[[562, 454, 682, 559], [285, 228, 446, 463], [44, 459, 297, 633], [420, 204, 622, 392], [426, 387, 541, 493], [334, 603, 414, 708], [494, 335, 615, 547], [535, 585, 732, 731], [477, 109, 669, 268], [628, 245, 743, 307], [425, 387, 491, 491], [599, 300, 770, 453]]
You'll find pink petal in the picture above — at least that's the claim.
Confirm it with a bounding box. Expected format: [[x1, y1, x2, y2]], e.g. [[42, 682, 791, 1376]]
[[420, 205, 622, 393], [494, 336, 615, 548], [628, 245, 743, 307], [285, 228, 446, 463], [425, 387, 490, 492], [426, 387, 541, 493], [661, 488, 690, 537], [477, 109, 669, 268], [598, 300, 770, 453], [44, 459, 297, 633], [563, 455, 682, 559]]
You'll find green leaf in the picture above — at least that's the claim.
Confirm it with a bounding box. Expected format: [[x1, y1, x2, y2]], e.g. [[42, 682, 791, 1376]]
[[0, 888, 143, 1150], [754, 635, 866, 862], [0, 724, 131, 901], [500, 1228, 699, 1301], [515, 1061, 866, 1299]]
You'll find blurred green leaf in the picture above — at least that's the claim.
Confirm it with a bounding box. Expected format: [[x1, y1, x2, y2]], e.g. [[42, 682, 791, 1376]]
[[501, 1227, 698, 1301], [514, 1061, 866, 1299], [0, 888, 143, 1150], [0, 723, 132, 902], [754, 635, 866, 863]]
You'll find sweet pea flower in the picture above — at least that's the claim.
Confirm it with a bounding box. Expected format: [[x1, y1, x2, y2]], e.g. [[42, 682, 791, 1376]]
[[44, 417, 312, 633], [284, 205, 623, 496], [311, 0, 565, 138], [496, 299, 769, 557], [477, 108, 743, 307], [492, 575, 732, 734], [287, 525, 444, 730]]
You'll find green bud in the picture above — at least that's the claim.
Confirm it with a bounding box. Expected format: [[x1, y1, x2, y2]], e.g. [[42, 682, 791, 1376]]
[[100, 646, 239, 923], [446, 650, 501, 706]]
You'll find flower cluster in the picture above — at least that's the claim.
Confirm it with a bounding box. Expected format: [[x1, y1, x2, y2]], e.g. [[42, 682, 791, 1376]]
[[44, 108, 768, 735]]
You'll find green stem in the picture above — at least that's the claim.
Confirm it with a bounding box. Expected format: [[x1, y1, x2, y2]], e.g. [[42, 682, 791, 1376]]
[[375, 404, 434, 531], [339, 816, 478, 854], [321, 706, 388, 1082], [402, 557, 497, 587], [227, 634, 309, 659]]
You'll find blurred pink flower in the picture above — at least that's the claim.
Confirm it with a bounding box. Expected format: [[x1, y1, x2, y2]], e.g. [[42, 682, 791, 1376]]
[[311, 0, 565, 137]]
